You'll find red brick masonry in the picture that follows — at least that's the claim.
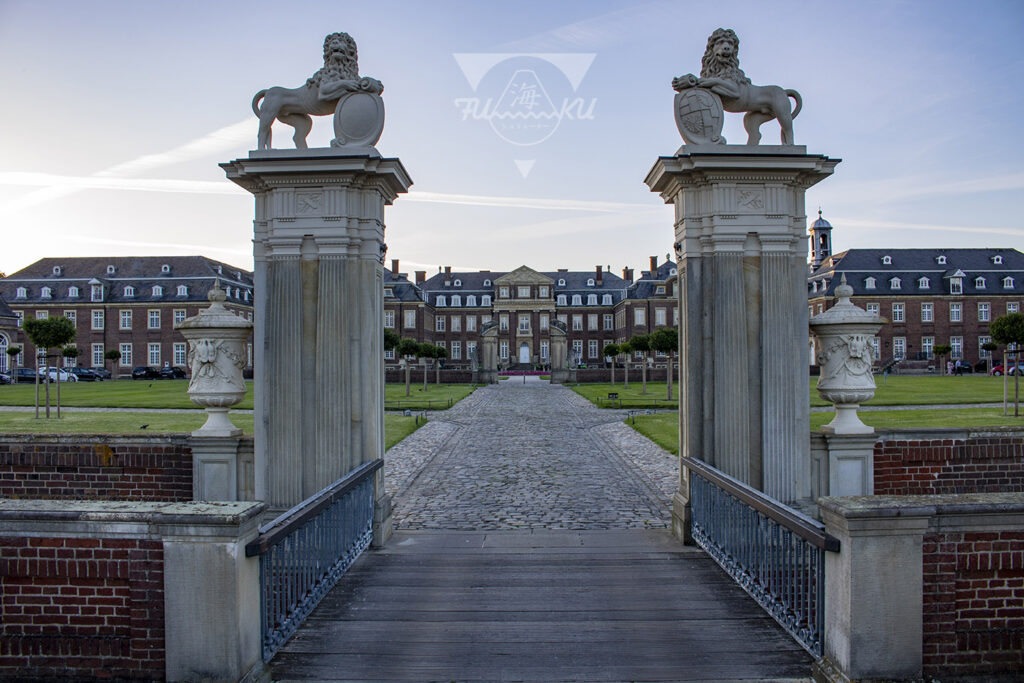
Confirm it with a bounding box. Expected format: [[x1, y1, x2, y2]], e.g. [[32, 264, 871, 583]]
[[0, 436, 192, 501], [874, 433, 1024, 495], [0, 536, 165, 680], [922, 530, 1024, 675]]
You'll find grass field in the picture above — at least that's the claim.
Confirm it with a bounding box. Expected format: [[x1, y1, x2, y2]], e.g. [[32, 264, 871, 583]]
[[629, 408, 1024, 455], [571, 375, 1015, 409], [384, 383, 478, 410], [0, 411, 421, 450]]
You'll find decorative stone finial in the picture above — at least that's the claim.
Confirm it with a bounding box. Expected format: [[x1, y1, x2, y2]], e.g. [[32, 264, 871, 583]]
[[208, 280, 227, 303], [671, 28, 802, 145], [252, 32, 385, 151]]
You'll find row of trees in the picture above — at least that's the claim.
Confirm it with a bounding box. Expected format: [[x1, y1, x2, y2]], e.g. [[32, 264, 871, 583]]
[[384, 329, 448, 396], [603, 328, 679, 399]]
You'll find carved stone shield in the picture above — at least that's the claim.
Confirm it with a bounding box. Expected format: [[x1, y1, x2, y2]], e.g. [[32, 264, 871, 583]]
[[331, 91, 385, 148], [674, 88, 726, 145]]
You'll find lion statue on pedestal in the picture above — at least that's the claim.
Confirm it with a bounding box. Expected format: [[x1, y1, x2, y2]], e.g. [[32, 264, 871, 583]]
[[252, 32, 383, 150], [672, 28, 802, 145]]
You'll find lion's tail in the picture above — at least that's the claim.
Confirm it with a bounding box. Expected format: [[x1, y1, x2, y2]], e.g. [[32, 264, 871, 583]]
[[787, 89, 802, 119], [251, 89, 267, 117]]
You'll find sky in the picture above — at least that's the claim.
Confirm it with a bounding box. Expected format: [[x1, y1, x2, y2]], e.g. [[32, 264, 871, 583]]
[[1, 0, 1023, 278]]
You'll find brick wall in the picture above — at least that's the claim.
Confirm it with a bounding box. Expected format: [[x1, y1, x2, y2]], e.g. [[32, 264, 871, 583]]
[[0, 536, 165, 680], [922, 530, 1024, 675], [0, 435, 192, 501], [874, 432, 1024, 495]]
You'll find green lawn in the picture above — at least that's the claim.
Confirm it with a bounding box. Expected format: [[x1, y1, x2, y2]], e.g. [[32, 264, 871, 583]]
[[384, 383, 478, 410], [630, 408, 1024, 455], [572, 375, 1012, 409], [0, 380, 254, 410], [0, 411, 421, 450]]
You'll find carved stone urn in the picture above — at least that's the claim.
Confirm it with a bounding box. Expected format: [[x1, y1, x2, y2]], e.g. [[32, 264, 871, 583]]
[[809, 275, 885, 435], [175, 282, 253, 437]]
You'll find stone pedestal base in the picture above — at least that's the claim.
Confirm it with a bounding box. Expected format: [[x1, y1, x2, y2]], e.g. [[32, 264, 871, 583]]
[[824, 432, 876, 497], [373, 473, 392, 548], [479, 370, 498, 385], [193, 408, 243, 438], [671, 491, 693, 545], [191, 435, 243, 501], [550, 369, 570, 384]]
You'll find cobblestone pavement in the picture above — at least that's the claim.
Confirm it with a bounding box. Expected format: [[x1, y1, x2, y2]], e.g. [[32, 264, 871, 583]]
[[383, 378, 678, 530]]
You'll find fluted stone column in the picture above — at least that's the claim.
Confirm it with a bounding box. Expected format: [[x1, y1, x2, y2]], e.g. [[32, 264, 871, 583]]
[[646, 146, 838, 520], [479, 323, 498, 384], [222, 150, 411, 544]]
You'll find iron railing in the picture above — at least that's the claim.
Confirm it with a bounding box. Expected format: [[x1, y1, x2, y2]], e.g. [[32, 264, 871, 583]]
[[245, 458, 382, 662], [683, 456, 839, 658]]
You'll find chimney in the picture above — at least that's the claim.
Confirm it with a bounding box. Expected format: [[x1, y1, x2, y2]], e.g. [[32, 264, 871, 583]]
[[557, 268, 568, 273], [390, 259, 400, 274], [595, 265, 603, 285], [444, 266, 452, 286], [415, 270, 426, 284], [623, 267, 634, 283], [649, 256, 658, 274]]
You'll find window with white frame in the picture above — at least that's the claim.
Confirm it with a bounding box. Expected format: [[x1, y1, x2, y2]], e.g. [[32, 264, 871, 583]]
[[588, 314, 598, 330], [466, 295, 477, 307], [499, 286, 509, 298], [404, 310, 416, 328], [483, 279, 491, 287], [148, 310, 160, 329], [950, 303, 962, 323], [384, 349, 395, 360], [557, 294, 567, 305], [152, 285, 163, 297], [176, 285, 187, 296], [120, 310, 132, 329], [15, 311, 23, 328], [865, 303, 880, 316], [173, 342, 186, 366], [171, 309, 185, 325], [889, 277, 901, 290], [90, 310, 103, 330], [556, 313, 567, 326], [453, 279, 462, 287], [517, 286, 530, 298], [540, 340, 549, 360], [481, 295, 492, 306], [1004, 276, 1016, 289], [119, 343, 132, 366], [91, 284, 103, 301], [917, 277, 930, 289], [950, 278, 963, 294], [870, 337, 880, 361], [893, 337, 906, 359], [936, 255, 946, 265], [921, 336, 934, 358], [864, 277, 876, 290], [673, 307, 679, 326], [384, 310, 395, 328], [979, 336, 992, 359], [656, 285, 666, 295], [604, 314, 613, 330], [64, 310, 76, 325], [451, 315, 461, 332], [91, 343, 104, 367], [571, 294, 582, 306], [572, 339, 583, 360], [634, 308, 646, 326], [539, 286, 549, 297], [572, 315, 583, 331], [588, 340, 599, 358], [921, 302, 933, 322], [602, 294, 612, 305], [467, 341, 477, 360], [123, 286, 134, 297], [68, 286, 79, 298], [148, 343, 160, 366], [40, 287, 52, 299], [655, 308, 666, 326], [881, 255, 892, 265], [587, 278, 595, 287], [974, 277, 986, 289], [587, 294, 597, 306], [950, 336, 963, 359], [557, 279, 565, 287], [539, 313, 548, 331], [436, 295, 446, 307], [1009, 302, 1020, 314], [519, 314, 529, 332], [891, 303, 904, 322], [35, 310, 48, 320], [451, 341, 461, 359], [978, 303, 990, 322], [499, 340, 508, 359], [15, 287, 27, 298], [483, 314, 492, 324], [499, 314, 509, 331], [435, 316, 445, 332], [451, 295, 461, 307], [466, 315, 476, 332]]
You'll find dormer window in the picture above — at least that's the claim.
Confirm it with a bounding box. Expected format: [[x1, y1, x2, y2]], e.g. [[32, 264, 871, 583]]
[[975, 276, 986, 289], [106, 265, 116, 275], [453, 279, 462, 287], [451, 295, 462, 306], [917, 276, 930, 289], [656, 286, 666, 294], [483, 279, 491, 287], [40, 287, 52, 299], [52, 266, 62, 276], [889, 277, 901, 290], [244, 290, 250, 302], [1005, 276, 1016, 289], [151, 285, 162, 297], [466, 294, 477, 306], [161, 264, 171, 274], [587, 294, 597, 305], [936, 255, 946, 265], [67, 286, 79, 298], [670, 268, 677, 275], [865, 277, 876, 290], [436, 295, 447, 307], [586, 278, 595, 287], [91, 284, 103, 301], [557, 278, 566, 287], [123, 286, 135, 297], [557, 294, 567, 306], [571, 294, 582, 306], [481, 295, 492, 306], [812, 281, 818, 293], [176, 285, 188, 296], [384, 287, 394, 298], [993, 255, 1003, 265], [602, 294, 612, 305], [881, 255, 892, 265], [15, 287, 27, 299], [950, 278, 963, 295]]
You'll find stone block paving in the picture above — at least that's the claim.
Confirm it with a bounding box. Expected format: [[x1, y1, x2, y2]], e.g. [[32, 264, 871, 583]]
[[384, 379, 679, 530]]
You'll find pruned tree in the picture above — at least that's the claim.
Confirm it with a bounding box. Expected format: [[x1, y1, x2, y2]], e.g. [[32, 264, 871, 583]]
[[982, 341, 999, 376], [933, 344, 952, 376], [104, 349, 122, 379], [603, 343, 619, 386], [418, 342, 435, 391], [651, 327, 679, 400], [619, 341, 631, 389], [5, 345, 20, 374], [23, 316, 76, 418], [432, 345, 448, 385], [630, 333, 651, 395], [396, 338, 420, 397], [991, 313, 1024, 417], [384, 328, 401, 354]]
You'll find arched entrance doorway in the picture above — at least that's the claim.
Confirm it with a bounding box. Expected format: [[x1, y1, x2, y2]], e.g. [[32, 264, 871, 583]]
[[518, 342, 530, 364]]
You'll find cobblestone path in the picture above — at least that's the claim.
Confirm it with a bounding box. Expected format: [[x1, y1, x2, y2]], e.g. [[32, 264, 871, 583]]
[[383, 379, 679, 530]]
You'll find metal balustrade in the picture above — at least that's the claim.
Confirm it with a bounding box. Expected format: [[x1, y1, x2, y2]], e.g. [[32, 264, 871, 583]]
[[246, 459, 382, 662], [683, 456, 839, 657]]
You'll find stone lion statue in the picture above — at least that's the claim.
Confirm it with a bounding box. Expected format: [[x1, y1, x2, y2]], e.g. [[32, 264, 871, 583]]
[[672, 28, 802, 145], [252, 32, 383, 150]]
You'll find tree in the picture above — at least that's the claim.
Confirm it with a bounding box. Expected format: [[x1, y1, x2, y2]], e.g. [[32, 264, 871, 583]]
[[932, 344, 952, 376], [651, 327, 679, 400], [384, 328, 401, 354], [396, 338, 420, 397], [991, 313, 1024, 417], [982, 341, 999, 376], [603, 343, 619, 386], [23, 316, 76, 419], [104, 349, 122, 379], [5, 345, 20, 373], [630, 333, 651, 395], [417, 342, 435, 391], [62, 345, 80, 366], [619, 341, 631, 389], [432, 345, 448, 385]]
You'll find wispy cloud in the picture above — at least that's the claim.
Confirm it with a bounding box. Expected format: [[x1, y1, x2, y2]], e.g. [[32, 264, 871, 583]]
[[405, 191, 655, 213], [838, 172, 1024, 204], [0, 172, 241, 195], [836, 217, 1023, 238]]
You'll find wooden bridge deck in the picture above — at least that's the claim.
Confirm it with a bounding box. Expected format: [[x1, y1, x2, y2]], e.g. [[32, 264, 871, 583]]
[[271, 530, 812, 682]]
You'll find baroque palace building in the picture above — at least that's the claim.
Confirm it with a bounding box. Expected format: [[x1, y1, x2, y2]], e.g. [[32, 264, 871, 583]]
[[807, 213, 1024, 368], [0, 256, 254, 377], [383, 257, 679, 368]]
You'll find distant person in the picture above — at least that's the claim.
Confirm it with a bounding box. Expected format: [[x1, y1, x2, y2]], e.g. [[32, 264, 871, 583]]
[[947, 361, 954, 375]]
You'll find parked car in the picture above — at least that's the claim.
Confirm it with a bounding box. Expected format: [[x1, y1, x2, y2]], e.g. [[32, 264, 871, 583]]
[[131, 366, 161, 380], [13, 368, 38, 383], [991, 362, 1024, 376], [0, 373, 11, 385], [69, 367, 101, 382], [159, 366, 187, 379], [41, 366, 77, 382], [90, 367, 112, 380]]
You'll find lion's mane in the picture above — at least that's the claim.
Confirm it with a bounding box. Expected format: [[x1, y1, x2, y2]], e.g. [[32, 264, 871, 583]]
[[700, 28, 751, 85], [306, 32, 359, 87]]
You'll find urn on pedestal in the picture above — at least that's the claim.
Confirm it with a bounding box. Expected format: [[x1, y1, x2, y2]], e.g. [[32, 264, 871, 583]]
[[175, 282, 254, 437], [810, 275, 885, 435]]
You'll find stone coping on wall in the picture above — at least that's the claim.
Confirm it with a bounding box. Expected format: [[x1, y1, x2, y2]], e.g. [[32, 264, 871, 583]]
[[820, 493, 1024, 523], [873, 426, 1024, 440]]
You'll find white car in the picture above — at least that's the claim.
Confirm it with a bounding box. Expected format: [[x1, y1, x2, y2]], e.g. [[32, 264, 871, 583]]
[[41, 367, 78, 382]]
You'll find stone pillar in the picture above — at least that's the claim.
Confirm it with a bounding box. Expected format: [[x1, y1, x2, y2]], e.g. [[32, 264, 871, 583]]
[[479, 323, 498, 384], [549, 321, 569, 384], [646, 146, 838, 509], [222, 150, 411, 540]]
